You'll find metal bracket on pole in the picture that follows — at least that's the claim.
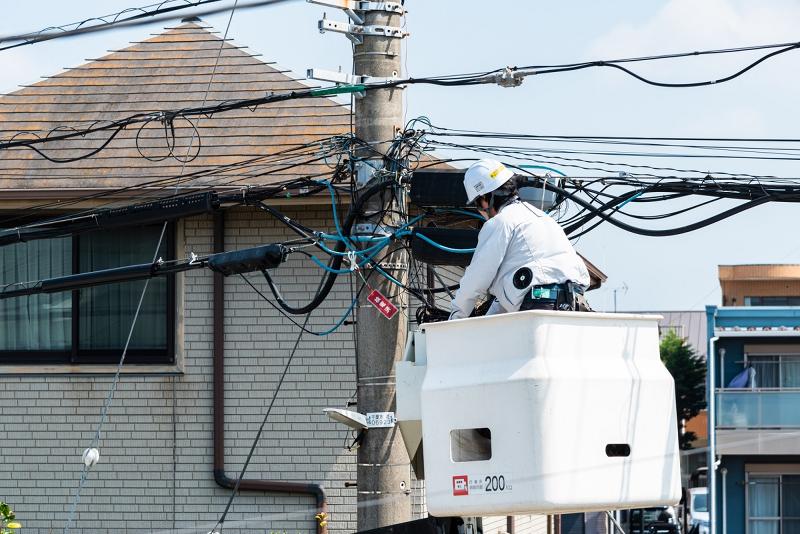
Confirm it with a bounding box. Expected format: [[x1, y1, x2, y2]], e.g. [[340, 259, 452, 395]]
[[308, 68, 362, 86], [318, 17, 409, 45], [308, 0, 405, 25], [353, 159, 384, 188], [307, 67, 400, 98]]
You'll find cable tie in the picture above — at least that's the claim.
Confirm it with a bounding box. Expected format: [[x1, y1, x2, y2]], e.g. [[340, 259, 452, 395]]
[[345, 250, 359, 272]]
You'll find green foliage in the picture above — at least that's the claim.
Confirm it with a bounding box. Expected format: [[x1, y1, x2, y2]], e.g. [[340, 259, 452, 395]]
[[0, 501, 21, 532], [660, 330, 707, 450]]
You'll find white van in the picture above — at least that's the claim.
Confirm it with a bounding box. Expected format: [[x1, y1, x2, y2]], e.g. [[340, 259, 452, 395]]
[[688, 487, 709, 533]]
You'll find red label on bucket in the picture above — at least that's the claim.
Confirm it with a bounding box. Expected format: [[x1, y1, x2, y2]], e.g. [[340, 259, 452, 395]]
[[453, 475, 469, 496]]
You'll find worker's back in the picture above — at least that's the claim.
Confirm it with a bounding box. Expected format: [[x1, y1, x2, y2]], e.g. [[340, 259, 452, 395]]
[[485, 200, 589, 312]]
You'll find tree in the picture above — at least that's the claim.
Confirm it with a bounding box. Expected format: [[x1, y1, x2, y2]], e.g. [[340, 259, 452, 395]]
[[660, 330, 707, 450], [0, 502, 21, 533]]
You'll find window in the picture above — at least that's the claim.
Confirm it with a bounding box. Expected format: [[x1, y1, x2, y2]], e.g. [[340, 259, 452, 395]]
[[748, 355, 800, 388], [692, 492, 708, 513], [0, 223, 175, 365], [450, 428, 492, 462], [748, 475, 800, 534], [745, 296, 800, 307]]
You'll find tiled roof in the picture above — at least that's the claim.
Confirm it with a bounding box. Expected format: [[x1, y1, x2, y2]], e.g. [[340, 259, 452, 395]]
[[0, 22, 351, 195]]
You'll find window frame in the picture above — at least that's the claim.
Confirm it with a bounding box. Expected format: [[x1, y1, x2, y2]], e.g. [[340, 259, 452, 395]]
[[746, 353, 800, 390], [744, 296, 800, 306], [746, 467, 800, 534], [0, 223, 176, 365]]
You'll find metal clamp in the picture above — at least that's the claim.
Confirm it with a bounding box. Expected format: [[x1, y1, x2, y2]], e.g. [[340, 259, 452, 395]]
[[353, 222, 395, 237], [494, 66, 524, 88], [377, 262, 407, 271], [318, 17, 409, 44], [308, 0, 404, 25], [306, 67, 399, 89]]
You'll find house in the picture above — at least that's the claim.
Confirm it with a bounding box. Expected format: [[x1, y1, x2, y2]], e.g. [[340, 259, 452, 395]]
[[636, 310, 709, 484], [0, 19, 362, 534], [706, 264, 800, 534], [0, 19, 606, 534]]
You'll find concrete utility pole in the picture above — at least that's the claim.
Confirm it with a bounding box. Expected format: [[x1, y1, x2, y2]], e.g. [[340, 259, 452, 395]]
[[309, 1, 410, 528], [352, 5, 411, 531]]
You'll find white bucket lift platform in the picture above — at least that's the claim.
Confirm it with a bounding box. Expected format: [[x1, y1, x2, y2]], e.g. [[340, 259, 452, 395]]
[[396, 310, 681, 518]]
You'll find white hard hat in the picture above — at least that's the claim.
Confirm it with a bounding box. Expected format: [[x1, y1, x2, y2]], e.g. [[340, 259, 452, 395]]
[[463, 159, 515, 204]]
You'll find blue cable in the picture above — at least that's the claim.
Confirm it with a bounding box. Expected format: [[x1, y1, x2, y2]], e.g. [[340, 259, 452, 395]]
[[243, 272, 357, 337], [318, 215, 425, 244], [310, 296, 358, 336], [315, 180, 355, 249], [371, 265, 405, 288], [314, 236, 391, 257], [319, 232, 388, 243], [434, 208, 486, 221], [617, 190, 644, 209], [308, 254, 372, 274], [396, 230, 475, 253], [518, 164, 568, 177]]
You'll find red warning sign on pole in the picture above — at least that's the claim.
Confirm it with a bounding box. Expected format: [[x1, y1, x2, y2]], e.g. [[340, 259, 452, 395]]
[[367, 289, 398, 319]]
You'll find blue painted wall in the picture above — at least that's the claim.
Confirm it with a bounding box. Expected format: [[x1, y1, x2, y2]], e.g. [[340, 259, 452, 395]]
[[711, 306, 800, 329], [706, 306, 800, 533], [717, 456, 746, 534], [716, 455, 800, 532]]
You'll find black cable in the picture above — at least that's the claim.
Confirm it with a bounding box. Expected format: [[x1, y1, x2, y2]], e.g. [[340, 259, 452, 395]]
[[550, 182, 776, 237], [8, 124, 128, 163], [0, 140, 333, 224], [240, 273, 344, 336], [547, 44, 800, 89], [10, 36, 800, 161], [0, 0, 295, 50], [0, 159, 343, 243], [428, 139, 782, 180], [257, 179, 395, 315], [0, 89, 334, 155], [212, 302, 311, 530], [562, 188, 654, 234], [0, 137, 354, 233], [518, 40, 800, 70], [615, 196, 724, 221], [240, 242, 409, 337], [424, 122, 800, 144]]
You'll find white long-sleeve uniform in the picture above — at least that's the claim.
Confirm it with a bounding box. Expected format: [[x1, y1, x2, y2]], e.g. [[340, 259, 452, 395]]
[[449, 200, 590, 320]]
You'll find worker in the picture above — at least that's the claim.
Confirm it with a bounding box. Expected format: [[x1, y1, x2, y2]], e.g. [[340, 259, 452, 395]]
[[449, 158, 590, 320]]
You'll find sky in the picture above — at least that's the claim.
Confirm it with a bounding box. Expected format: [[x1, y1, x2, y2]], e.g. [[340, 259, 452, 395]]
[[3, 0, 800, 312]]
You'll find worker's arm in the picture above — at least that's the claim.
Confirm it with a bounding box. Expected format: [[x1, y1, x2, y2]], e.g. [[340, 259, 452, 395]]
[[449, 219, 511, 319]]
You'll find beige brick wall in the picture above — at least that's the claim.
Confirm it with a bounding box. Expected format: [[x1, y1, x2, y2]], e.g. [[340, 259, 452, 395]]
[[0, 205, 403, 533]]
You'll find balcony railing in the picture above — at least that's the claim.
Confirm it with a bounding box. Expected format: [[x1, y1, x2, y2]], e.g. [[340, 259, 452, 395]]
[[716, 389, 800, 428]]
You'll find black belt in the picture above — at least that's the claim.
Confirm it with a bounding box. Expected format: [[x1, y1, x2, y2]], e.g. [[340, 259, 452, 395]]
[[521, 281, 581, 311]]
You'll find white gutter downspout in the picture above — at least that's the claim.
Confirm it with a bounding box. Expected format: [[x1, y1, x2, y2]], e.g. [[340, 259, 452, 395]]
[[721, 467, 728, 534], [709, 336, 719, 534]]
